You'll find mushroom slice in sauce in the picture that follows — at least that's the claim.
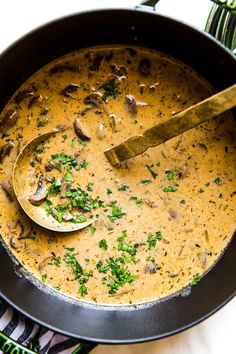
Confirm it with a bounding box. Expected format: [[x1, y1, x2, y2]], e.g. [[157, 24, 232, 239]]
[[74, 118, 91, 141], [61, 83, 79, 98], [139, 58, 151, 76], [111, 65, 127, 77], [1, 180, 14, 202], [0, 110, 19, 133], [125, 95, 138, 116], [28, 174, 47, 206], [28, 94, 43, 109], [0, 141, 14, 163], [84, 93, 103, 108], [49, 64, 79, 76], [14, 90, 34, 104]]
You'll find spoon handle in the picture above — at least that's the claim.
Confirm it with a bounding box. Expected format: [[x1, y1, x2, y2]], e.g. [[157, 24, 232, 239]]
[[105, 84, 236, 165]]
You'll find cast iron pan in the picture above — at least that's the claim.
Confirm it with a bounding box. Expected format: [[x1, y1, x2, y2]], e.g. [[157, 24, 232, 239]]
[[0, 3, 236, 345]]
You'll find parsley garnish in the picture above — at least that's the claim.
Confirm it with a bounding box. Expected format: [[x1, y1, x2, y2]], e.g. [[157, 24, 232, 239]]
[[147, 231, 162, 249], [140, 179, 152, 185], [108, 202, 125, 222], [41, 274, 47, 283], [99, 239, 108, 251], [47, 178, 62, 196], [190, 273, 201, 286], [44, 200, 52, 216], [107, 188, 112, 194], [146, 164, 158, 179], [64, 173, 74, 183], [165, 169, 178, 181], [101, 77, 119, 101], [118, 184, 129, 191], [64, 253, 92, 297], [213, 177, 222, 185], [129, 196, 143, 206], [163, 184, 179, 192]]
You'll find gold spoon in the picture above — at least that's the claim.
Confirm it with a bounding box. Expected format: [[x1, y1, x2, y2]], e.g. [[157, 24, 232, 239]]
[[12, 128, 92, 232], [105, 84, 236, 165]]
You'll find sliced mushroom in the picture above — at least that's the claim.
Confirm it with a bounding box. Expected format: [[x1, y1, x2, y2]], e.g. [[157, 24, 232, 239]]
[[38, 256, 55, 271], [62, 211, 73, 221], [197, 142, 208, 151], [28, 94, 43, 109], [18, 219, 33, 240], [87, 53, 104, 71], [178, 164, 188, 179], [111, 65, 127, 77], [144, 261, 157, 274], [84, 93, 103, 108], [0, 141, 14, 163], [74, 118, 91, 141], [1, 180, 14, 202], [28, 174, 47, 206], [125, 47, 137, 57], [168, 208, 179, 221], [139, 58, 151, 76], [109, 114, 118, 133], [45, 159, 59, 172], [125, 95, 137, 116], [0, 110, 19, 133], [49, 64, 79, 76], [10, 237, 17, 249], [14, 90, 34, 104], [97, 123, 105, 140], [61, 83, 79, 98]]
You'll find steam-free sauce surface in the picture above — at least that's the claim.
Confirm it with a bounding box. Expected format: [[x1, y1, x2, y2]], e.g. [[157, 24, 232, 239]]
[[0, 46, 235, 304]]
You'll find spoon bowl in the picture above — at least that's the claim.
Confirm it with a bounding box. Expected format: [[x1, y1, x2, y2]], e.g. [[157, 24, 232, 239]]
[[12, 128, 92, 232]]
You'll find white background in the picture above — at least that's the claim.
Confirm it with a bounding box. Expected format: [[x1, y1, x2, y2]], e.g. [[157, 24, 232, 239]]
[[0, 1, 235, 353]]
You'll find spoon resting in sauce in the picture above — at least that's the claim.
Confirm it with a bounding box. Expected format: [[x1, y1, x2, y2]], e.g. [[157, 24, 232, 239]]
[[12, 127, 92, 232], [105, 84, 236, 165]]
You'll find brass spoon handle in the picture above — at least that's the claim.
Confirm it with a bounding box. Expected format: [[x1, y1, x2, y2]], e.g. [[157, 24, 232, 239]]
[[105, 84, 236, 165]]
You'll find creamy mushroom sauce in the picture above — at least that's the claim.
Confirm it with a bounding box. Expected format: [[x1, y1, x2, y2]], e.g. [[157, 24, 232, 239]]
[[0, 46, 235, 305]]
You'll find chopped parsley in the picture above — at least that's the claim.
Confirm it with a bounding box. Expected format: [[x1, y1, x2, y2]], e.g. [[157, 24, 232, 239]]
[[213, 177, 222, 185], [64, 173, 74, 183], [47, 178, 62, 196], [180, 199, 186, 204], [41, 274, 47, 283], [129, 196, 143, 206], [53, 256, 61, 267], [163, 184, 179, 193], [107, 188, 113, 194], [165, 169, 178, 181], [140, 179, 152, 185], [146, 164, 158, 179], [108, 202, 125, 222], [44, 200, 52, 216], [96, 258, 138, 294], [101, 77, 119, 101], [118, 184, 129, 191], [117, 231, 139, 259], [90, 226, 97, 235], [147, 231, 162, 249], [190, 273, 201, 286], [99, 239, 108, 251], [198, 188, 204, 193], [64, 253, 92, 297]]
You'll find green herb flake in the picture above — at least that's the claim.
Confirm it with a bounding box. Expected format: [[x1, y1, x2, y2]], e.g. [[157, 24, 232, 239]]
[[180, 199, 186, 204], [71, 137, 76, 149], [147, 231, 162, 249], [47, 178, 62, 196], [41, 274, 47, 283], [198, 188, 204, 193], [107, 188, 113, 195], [163, 184, 179, 193], [64, 247, 75, 252], [213, 177, 222, 185], [165, 169, 178, 181], [108, 202, 125, 222], [44, 200, 52, 216], [129, 196, 143, 206], [64, 173, 74, 183], [62, 134, 68, 140], [140, 179, 152, 185], [90, 226, 97, 235], [53, 256, 61, 267], [99, 239, 108, 251], [118, 184, 129, 191], [146, 164, 158, 179], [101, 77, 119, 101], [190, 273, 201, 286]]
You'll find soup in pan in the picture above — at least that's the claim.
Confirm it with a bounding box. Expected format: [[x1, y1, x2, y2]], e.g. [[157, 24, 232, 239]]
[[0, 45, 235, 304]]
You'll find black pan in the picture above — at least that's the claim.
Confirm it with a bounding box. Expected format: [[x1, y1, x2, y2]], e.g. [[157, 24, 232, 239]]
[[0, 2, 235, 345]]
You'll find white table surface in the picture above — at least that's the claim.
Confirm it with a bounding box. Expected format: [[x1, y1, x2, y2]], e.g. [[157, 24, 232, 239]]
[[0, 1, 235, 353]]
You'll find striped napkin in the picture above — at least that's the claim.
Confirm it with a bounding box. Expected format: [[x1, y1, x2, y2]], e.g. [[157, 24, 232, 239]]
[[0, 298, 82, 354]]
